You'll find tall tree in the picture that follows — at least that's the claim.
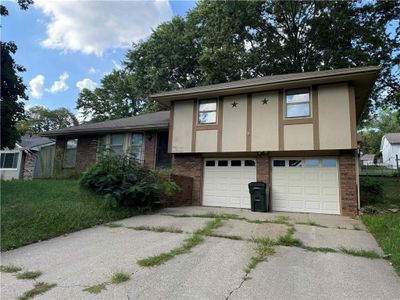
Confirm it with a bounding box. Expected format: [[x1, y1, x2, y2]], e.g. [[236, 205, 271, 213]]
[[17, 106, 79, 135], [1, 0, 33, 149], [76, 70, 146, 122]]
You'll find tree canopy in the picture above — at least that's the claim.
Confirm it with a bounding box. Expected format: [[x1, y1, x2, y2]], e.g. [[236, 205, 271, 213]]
[[77, 0, 399, 121], [17, 106, 79, 135], [1, 0, 33, 149]]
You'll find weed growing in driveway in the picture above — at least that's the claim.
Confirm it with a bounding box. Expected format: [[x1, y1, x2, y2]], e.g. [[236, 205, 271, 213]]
[[275, 226, 303, 247], [130, 225, 183, 234], [352, 225, 362, 231], [137, 218, 224, 267], [17, 282, 56, 300], [111, 272, 131, 284], [16, 271, 42, 280], [207, 233, 244, 240], [244, 238, 275, 277], [339, 247, 382, 259], [104, 223, 123, 228], [83, 283, 107, 294], [295, 220, 328, 228], [301, 246, 338, 253], [0, 265, 22, 273]]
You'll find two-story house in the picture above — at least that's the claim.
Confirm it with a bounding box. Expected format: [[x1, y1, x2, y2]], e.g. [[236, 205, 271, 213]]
[[151, 66, 380, 216]]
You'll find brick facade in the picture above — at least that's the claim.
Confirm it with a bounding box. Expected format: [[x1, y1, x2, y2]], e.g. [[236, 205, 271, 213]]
[[172, 154, 203, 206], [256, 153, 270, 185], [165, 174, 193, 207], [339, 151, 358, 216], [144, 132, 157, 167]]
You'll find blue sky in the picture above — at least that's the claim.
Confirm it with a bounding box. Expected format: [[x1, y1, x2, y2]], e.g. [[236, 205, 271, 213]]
[[2, 0, 196, 120]]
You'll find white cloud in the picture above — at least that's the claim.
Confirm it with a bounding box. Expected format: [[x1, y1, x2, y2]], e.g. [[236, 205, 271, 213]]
[[46, 72, 69, 94], [29, 75, 45, 99], [88, 67, 97, 74], [35, 0, 173, 56], [76, 78, 97, 91]]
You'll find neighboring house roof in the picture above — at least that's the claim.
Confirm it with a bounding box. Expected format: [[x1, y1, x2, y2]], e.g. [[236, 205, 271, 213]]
[[19, 134, 54, 149], [380, 133, 400, 151], [360, 154, 375, 161], [41, 111, 170, 137], [151, 66, 380, 124]]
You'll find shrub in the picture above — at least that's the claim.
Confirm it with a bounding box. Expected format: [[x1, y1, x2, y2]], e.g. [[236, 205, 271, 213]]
[[360, 177, 384, 205], [80, 155, 179, 210]]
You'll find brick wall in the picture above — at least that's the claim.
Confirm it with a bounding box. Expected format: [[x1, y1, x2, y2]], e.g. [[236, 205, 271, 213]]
[[172, 154, 203, 206], [22, 152, 37, 179], [339, 151, 358, 216], [144, 132, 157, 167], [165, 174, 193, 207], [256, 153, 270, 185]]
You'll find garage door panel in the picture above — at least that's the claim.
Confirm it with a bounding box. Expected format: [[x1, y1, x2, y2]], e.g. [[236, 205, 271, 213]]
[[203, 159, 255, 209], [272, 157, 340, 215]]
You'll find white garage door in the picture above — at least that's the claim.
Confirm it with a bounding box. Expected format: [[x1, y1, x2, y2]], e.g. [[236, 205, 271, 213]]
[[271, 158, 340, 214], [203, 158, 256, 209]]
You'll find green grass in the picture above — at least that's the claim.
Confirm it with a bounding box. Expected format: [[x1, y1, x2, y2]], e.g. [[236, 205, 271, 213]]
[[245, 238, 275, 276], [362, 213, 400, 274], [1, 180, 139, 251], [111, 272, 130, 284], [361, 176, 400, 209], [130, 225, 183, 233], [17, 282, 56, 300], [16, 271, 42, 280], [339, 247, 382, 259], [83, 283, 107, 294], [137, 218, 223, 267], [0, 265, 22, 273]]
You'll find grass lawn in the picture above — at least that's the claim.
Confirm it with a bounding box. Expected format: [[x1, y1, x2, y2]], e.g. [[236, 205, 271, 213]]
[[361, 176, 400, 274], [1, 179, 139, 251]]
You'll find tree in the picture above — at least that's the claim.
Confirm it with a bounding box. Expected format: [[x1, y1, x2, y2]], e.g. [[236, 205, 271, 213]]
[[360, 110, 400, 155], [76, 70, 146, 122], [1, 0, 33, 149], [78, 1, 399, 120], [17, 106, 79, 135]]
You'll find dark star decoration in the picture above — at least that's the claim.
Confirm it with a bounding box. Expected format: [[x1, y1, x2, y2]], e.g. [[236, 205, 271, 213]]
[[262, 98, 269, 105], [232, 101, 238, 108]]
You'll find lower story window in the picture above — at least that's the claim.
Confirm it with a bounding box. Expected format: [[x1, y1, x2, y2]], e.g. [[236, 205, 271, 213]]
[[63, 139, 77, 168], [131, 133, 144, 163], [0, 152, 19, 169]]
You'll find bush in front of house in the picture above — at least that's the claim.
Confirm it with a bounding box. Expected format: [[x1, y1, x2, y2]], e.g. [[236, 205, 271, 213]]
[[360, 176, 384, 206], [79, 155, 179, 210]]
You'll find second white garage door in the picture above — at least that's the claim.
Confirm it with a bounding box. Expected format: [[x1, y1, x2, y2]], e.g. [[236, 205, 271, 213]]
[[271, 158, 340, 214], [203, 158, 256, 209]]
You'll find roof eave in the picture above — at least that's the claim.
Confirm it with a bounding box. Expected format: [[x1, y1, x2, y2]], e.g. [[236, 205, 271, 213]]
[[40, 123, 169, 138]]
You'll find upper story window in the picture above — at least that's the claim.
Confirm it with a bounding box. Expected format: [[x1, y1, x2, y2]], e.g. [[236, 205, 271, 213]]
[[131, 133, 144, 163], [198, 99, 217, 124], [0, 152, 19, 169], [110, 134, 124, 155], [63, 139, 77, 168], [285, 88, 310, 118]]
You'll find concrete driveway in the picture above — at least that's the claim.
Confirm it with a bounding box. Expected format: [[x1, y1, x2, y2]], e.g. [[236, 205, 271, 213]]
[[1, 206, 399, 300]]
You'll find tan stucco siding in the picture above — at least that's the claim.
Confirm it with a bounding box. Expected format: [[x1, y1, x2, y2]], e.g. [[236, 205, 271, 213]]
[[251, 91, 279, 151], [172, 100, 194, 152], [284, 124, 314, 150], [318, 84, 351, 149], [196, 130, 218, 152], [222, 95, 247, 151]]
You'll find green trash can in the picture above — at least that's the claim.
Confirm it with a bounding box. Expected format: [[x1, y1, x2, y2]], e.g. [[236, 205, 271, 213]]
[[248, 182, 269, 212]]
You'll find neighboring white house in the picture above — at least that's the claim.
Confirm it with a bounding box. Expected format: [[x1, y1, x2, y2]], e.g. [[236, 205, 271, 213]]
[[0, 135, 55, 180], [360, 154, 375, 166], [380, 133, 400, 169]]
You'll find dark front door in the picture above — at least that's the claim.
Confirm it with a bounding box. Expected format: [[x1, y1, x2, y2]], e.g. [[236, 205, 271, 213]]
[[156, 131, 172, 168]]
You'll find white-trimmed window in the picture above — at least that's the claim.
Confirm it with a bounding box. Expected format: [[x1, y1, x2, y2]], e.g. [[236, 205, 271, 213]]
[[131, 133, 144, 163], [110, 134, 124, 155], [198, 99, 217, 124], [63, 139, 77, 168], [286, 88, 310, 118], [0, 152, 19, 169]]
